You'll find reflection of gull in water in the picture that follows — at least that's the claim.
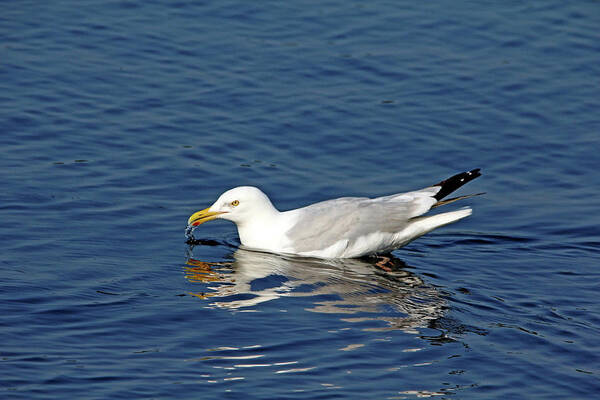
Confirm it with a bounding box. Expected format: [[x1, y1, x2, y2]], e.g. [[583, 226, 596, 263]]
[[184, 248, 446, 332]]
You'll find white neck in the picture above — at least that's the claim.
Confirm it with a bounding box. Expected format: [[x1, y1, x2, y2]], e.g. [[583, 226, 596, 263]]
[[236, 203, 283, 251]]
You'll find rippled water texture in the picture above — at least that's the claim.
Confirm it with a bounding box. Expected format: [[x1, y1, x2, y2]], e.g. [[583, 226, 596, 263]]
[[2, 1, 599, 399]]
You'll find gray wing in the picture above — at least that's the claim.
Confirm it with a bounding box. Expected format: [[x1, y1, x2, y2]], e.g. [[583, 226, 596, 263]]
[[285, 187, 439, 252]]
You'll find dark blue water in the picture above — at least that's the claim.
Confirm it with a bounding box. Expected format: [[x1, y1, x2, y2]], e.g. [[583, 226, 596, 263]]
[[2, 1, 599, 398]]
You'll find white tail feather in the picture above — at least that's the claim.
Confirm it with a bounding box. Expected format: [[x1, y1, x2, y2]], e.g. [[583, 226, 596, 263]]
[[397, 208, 472, 247], [414, 208, 472, 233]]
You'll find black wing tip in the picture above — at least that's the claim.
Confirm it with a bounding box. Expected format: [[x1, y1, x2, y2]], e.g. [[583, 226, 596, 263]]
[[469, 168, 482, 177], [433, 168, 482, 201]]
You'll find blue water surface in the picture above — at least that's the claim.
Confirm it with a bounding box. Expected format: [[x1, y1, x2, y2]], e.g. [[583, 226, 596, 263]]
[[2, 1, 600, 399]]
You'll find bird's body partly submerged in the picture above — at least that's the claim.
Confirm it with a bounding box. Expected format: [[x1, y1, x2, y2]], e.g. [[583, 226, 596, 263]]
[[187, 169, 482, 259]]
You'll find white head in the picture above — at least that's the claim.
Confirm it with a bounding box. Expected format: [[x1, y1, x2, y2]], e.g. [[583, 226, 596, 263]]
[[187, 186, 277, 227]]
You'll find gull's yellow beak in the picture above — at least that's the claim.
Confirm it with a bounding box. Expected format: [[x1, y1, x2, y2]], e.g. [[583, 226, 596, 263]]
[[187, 207, 226, 226]]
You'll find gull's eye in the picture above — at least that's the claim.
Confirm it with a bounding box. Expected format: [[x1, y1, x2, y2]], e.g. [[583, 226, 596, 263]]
[[231, 200, 239, 207]]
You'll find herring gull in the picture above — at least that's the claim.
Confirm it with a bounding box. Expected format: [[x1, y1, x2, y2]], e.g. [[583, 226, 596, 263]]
[[186, 169, 482, 258]]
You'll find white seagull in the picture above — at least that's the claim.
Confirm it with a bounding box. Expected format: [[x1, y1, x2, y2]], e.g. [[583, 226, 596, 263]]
[[187, 169, 482, 259]]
